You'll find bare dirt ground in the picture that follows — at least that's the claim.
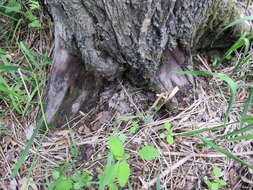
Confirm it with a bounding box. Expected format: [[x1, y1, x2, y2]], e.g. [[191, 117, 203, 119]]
[[1, 8, 253, 190]]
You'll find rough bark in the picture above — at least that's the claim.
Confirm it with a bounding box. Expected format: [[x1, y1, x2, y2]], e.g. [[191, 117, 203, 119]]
[[40, 0, 252, 126]]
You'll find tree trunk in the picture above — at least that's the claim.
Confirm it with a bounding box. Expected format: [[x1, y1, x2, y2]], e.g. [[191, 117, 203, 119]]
[[40, 0, 251, 126]]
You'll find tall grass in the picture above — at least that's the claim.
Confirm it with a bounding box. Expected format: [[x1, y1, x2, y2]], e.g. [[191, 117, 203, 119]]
[[177, 17, 253, 169], [0, 0, 51, 177]]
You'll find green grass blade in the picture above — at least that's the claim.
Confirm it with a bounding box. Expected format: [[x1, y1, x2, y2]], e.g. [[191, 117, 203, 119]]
[[156, 171, 161, 190], [224, 16, 253, 30], [0, 83, 20, 97], [0, 10, 18, 20], [225, 124, 253, 137], [224, 37, 245, 60], [175, 121, 239, 136], [0, 65, 20, 72], [117, 115, 140, 121], [240, 88, 253, 125], [240, 116, 253, 124], [228, 134, 253, 141], [197, 135, 253, 169], [18, 42, 42, 71], [11, 118, 44, 177], [178, 71, 237, 122], [22, 79, 46, 116], [232, 53, 253, 74], [213, 74, 238, 122], [242, 36, 250, 56], [176, 70, 213, 77]]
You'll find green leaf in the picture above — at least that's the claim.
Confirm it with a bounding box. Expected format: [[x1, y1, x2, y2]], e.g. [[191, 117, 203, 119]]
[[52, 170, 60, 180], [164, 122, 172, 134], [117, 161, 130, 187], [204, 176, 212, 188], [159, 133, 166, 139], [28, 20, 42, 28], [55, 178, 73, 190], [138, 146, 160, 161], [130, 122, 139, 133], [213, 166, 222, 179], [108, 136, 124, 158], [29, 0, 40, 10], [176, 70, 213, 77], [210, 183, 219, 190], [73, 182, 82, 189], [5, 0, 22, 13], [130, 126, 137, 134], [166, 135, 174, 145], [71, 172, 81, 182], [98, 165, 118, 190], [117, 115, 140, 121], [217, 179, 227, 186], [108, 183, 118, 190]]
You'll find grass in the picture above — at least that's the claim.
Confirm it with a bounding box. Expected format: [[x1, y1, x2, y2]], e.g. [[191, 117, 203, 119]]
[[1, 0, 253, 189], [0, 0, 52, 187]]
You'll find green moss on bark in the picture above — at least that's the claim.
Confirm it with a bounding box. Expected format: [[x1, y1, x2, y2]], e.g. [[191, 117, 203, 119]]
[[192, 0, 245, 50]]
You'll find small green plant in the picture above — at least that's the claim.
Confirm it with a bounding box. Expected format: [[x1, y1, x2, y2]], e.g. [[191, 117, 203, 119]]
[[204, 166, 226, 190], [98, 136, 130, 190], [0, 42, 50, 116], [2, 0, 42, 28], [137, 146, 160, 161], [129, 121, 139, 134], [159, 122, 174, 144], [49, 169, 92, 190]]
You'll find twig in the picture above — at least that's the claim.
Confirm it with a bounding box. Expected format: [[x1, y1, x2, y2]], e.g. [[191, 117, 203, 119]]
[[141, 154, 193, 189]]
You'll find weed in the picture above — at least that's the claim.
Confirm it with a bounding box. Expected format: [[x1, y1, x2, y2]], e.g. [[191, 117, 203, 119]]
[[204, 166, 226, 190], [159, 122, 174, 144], [48, 168, 92, 190], [1, 0, 41, 29], [129, 121, 139, 134], [99, 136, 130, 190], [137, 146, 160, 161]]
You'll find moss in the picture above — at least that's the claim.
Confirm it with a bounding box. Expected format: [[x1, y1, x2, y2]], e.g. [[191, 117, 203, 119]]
[[192, 0, 244, 50]]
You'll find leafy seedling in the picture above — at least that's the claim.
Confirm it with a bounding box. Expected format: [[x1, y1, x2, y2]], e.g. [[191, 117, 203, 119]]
[[49, 169, 92, 190], [138, 146, 160, 161], [160, 122, 174, 144], [130, 121, 139, 134], [204, 166, 227, 190], [99, 136, 131, 190]]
